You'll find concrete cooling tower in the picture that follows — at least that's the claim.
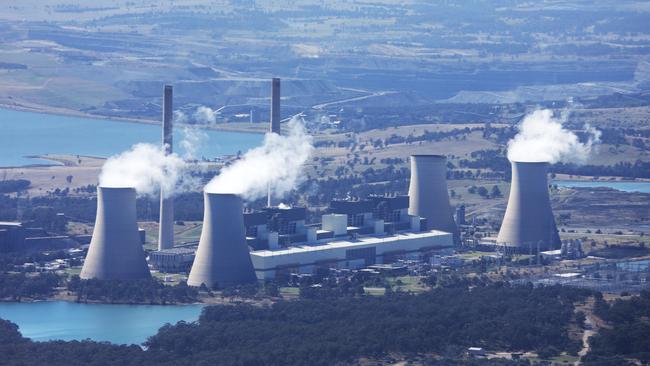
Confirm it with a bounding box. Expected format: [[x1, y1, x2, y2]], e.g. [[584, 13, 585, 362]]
[[80, 187, 150, 280], [187, 193, 257, 288], [497, 161, 561, 251], [408, 155, 459, 243]]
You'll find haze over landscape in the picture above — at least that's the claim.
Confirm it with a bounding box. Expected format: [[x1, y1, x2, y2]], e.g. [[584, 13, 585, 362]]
[[0, 1, 649, 365]]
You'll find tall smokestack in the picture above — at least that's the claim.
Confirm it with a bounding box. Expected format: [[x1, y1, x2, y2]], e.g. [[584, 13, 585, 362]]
[[188, 193, 257, 288], [270, 78, 281, 135], [268, 77, 281, 207], [408, 155, 459, 243], [497, 161, 561, 251], [158, 85, 174, 250], [80, 187, 150, 280]]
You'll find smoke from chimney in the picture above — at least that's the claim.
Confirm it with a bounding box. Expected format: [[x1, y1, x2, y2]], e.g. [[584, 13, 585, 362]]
[[507, 109, 601, 164], [204, 116, 313, 201]]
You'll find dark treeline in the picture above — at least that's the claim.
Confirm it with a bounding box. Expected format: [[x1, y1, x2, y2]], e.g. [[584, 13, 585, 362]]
[[584, 291, 650, 365], [0, 272, 60, 300], [458, 150, 650, 179], [0, 284, 590, 365], [67, 276, 199, 304], [0, 179, 31, 193], [144, 284, 589, 366], [550, 160, 650, 179], [0, 192, 204, 223]]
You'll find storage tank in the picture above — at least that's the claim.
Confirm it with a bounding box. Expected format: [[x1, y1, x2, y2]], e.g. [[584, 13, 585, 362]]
[[408, 155, 459, 242], [80, 187, 150, 280], [188, 193, 257, 288], [497, 161, 561, 251]]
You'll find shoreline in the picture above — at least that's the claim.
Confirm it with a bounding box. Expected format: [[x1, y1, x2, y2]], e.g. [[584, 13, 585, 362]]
[[0, 102, 267, 135]]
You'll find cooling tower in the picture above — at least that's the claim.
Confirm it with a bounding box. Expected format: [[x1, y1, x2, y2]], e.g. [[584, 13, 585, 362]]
[[497, 161, 561, 251], [408, 155, 459, 243], [80, 187, 150, 280], [188, 193, 257, 288], [158, 85, 174, 250]]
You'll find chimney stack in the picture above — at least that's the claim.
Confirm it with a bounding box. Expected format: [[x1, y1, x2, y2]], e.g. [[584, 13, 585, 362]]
[[268, 78, 281, 207], [497, 161, 561, 251], [80, 187, 150, 280], [158, 85, 174, 250], [408, 155, 459, 243], [188, 193, 257, 288], [270, 78, 281, 135]]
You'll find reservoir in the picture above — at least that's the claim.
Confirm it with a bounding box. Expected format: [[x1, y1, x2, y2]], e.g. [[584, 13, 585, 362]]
[[0, 108, 263, 167], [0, 301, 204, 345], [554, 180, 650, 194]]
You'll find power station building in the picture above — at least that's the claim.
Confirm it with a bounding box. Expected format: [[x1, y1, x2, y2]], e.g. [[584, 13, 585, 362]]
[[251, 230, 452, 280], [247, 195, 452, 280], [497, 161, 561, 252]]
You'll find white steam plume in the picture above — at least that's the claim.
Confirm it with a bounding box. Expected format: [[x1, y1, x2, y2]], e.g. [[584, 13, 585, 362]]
[[173, 110, 188, 124], [180, 125, 208, 160], [193, 106, 219, 124], [507, 109, 601, 164], [99, 143, 187, 198], [205, 116, 313, 200]]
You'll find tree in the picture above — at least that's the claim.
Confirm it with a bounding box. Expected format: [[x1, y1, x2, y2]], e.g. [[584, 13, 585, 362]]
[[477, 186, 488, 197], [490, 185, 502, 198]]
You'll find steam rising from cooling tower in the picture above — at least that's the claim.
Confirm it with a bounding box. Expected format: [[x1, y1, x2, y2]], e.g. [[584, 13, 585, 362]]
[[507, 109, 601, 164], [497, 161, 561, 251], [98, 143, 186, 198], [408, 155, 459, 243], [80, 187, 150, 280], [204, 116, 313, 201], [187, 193, 257, 288]]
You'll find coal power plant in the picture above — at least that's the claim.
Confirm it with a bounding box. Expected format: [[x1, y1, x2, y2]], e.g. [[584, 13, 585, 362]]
[[158, 85, 174, 251], [187, 193, 257, 288], [80, 187, 150, 280], [497, 161, 562, 252], [408, 155, 459, 243]]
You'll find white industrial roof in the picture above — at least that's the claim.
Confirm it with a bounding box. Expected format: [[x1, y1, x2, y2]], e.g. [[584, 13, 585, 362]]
[[252, 230, 451, 257]]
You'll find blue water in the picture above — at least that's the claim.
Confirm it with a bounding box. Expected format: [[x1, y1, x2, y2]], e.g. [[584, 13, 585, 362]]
[[0, 108, 263, 167], [0, 301, 203, 345], [554, 180, 650, 194]]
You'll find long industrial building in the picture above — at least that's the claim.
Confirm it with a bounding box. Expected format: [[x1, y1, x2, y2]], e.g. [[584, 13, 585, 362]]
[[251, 230, 452, 280], [245, 195, 452, 279]]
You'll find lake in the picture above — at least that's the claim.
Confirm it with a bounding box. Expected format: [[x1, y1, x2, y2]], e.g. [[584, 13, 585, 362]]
[[0, 301, 204, 345], [0, 108, 263, 167], [554, 180, 650, 194]]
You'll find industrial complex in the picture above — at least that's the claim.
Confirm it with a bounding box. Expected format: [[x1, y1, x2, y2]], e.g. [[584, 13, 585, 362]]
[[45, 79, 566, 289]]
